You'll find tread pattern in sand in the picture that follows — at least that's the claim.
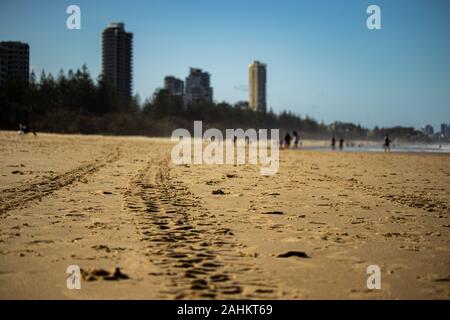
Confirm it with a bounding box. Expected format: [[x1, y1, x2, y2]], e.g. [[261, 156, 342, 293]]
[[123, 157, 279, 299], [0, 148, 121, 215], [304, 169, 449, 216]]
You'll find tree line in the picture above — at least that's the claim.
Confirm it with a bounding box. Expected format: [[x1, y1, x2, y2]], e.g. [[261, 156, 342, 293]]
[[0, 64, 426, 140]]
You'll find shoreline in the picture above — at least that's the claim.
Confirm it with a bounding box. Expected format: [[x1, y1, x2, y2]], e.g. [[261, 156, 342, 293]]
[[2, 130, 449, 155]]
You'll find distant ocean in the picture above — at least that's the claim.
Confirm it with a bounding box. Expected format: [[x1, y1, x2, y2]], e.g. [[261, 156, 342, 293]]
[[302, 143, 450, 154]]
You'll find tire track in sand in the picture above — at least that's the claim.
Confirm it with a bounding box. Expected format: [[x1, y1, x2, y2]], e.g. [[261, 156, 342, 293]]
[[304, 169, 449, 216], [123, 156, 280, 299], [0, 147, 121, 215]]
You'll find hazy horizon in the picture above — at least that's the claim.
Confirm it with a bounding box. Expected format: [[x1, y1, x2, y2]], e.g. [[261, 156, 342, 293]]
[[1, 0, 449, 130]]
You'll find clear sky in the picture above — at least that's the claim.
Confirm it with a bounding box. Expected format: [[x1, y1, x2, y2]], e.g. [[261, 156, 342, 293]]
[[1, 0, 449, 129]]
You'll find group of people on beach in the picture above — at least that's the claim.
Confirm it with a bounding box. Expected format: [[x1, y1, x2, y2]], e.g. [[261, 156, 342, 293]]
[[331, 135, 391, 151], [282, 131, 301, 149], [281, 131, 393, 152], [330, 136, 346, 150]]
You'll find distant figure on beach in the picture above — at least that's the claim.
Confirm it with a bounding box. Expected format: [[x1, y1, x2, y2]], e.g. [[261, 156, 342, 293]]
[[339, 138, 344, 150], [18, 123, 37, 136], [293, 131, 300, 149], [383, 135, 391, 152], [284, 133, 292, 148], [18, 123, 25, 135], [18, 123, 30, 135], [331, 136, 336, 150]]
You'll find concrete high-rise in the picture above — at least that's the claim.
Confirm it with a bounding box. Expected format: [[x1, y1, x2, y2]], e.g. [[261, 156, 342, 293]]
[[441, 123, 450, 138], [185, 68, 213, 107], [164, 76, 184, 98], [0, 41, 29, 84], [248, 60, 266, 112], [441, 123, 448, 138], [422, 124, 434, 136], [102, 22, 133, 103]]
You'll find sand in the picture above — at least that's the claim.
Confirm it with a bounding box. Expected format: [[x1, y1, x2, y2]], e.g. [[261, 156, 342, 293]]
[[0, 131, 449, 299]]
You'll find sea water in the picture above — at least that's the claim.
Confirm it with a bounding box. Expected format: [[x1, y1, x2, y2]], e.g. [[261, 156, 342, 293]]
[[301, 143, 450, 154]]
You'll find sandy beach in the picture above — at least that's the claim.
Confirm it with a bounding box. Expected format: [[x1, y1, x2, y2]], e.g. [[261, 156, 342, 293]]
[[0, 131, 449, 299]]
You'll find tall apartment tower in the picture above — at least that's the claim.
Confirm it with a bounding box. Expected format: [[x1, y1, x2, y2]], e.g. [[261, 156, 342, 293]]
[[248, 60, 267, 112], [164, 76, 184, 98], [422, 124, 434, 136], [0, 41, 29, 84], [441, 123, 448, 138], [102, 22, 133, 103], [185, 68, 213, 107]]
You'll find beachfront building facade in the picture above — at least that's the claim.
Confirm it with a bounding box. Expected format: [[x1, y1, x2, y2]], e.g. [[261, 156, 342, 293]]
[[184, 68, 213, 107], [248, 60, 267, 112], [102, 22, 133, 103], [0, 41, 29, 84]]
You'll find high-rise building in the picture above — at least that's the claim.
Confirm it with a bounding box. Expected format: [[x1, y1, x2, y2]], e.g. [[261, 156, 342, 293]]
[[102, 22, 133, 103], [0, 45, 8, 84], [184, 68, 213, 107], [422, 124, 434, 136], [0, 41, 29, 84], [441, 123, 448, 138], [248, 60, 267, 112], [164, 76, 184, 98]]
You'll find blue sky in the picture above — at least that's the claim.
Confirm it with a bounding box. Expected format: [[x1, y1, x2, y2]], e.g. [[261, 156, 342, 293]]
[[1, 0, 449, 129]]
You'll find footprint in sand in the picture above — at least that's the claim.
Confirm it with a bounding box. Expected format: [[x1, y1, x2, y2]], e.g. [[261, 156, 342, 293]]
[[81, 267, 129, 281]]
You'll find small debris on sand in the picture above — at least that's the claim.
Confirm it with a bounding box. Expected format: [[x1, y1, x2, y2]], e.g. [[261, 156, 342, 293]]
[[277, 251, 309, 258]]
